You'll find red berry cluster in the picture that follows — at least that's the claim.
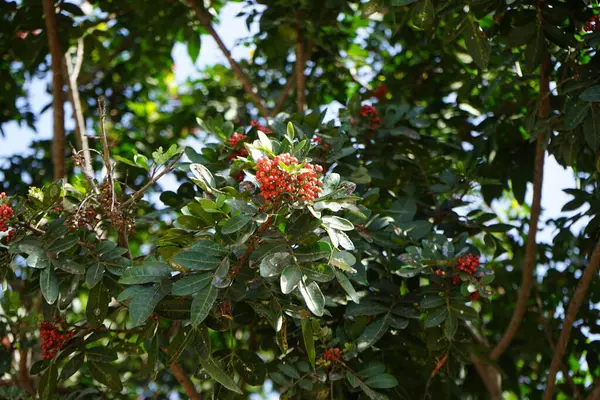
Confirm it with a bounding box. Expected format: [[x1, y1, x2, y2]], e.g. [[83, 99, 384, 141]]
[[434, 269, 446, 277], [256, 153, 323, 203], [324, 348, 342, 361], [372, 83, 389, 100], [470, 292, 480, 301], [250, 120, 272, 134], [455, 254, 480, 275], [228, 133, 247, 147], [311, 136, 323, 145], [0, 193, 14, 243], [584, 15, 600, 32], [39, 321, 75, 359], [360, 105, 381, 128], [228, 133, 249, 161]]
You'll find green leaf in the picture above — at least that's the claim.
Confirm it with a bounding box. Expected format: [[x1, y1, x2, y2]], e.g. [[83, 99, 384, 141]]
[[346, 302, 389, 317], [129, 281, 171, 327], [302, 264, 335, 283], [46, 235, 78, 254], [286, 121, 295, 140], [187, 32, 201, 64], [301, 319, 316, 369], [358, 361, 386, 378], [347, 372, 388, 400], [40, 266, 59, 304], [259, 252, 291, 278], [221, 214, 253, 234], [420, 295, 446, 309], [322, 216, 354, 231], [364, 373, 398, 389], [584, 107, 600, 151], [30, 359, 51, 375], [190, 283, 218, 326], [462, 15, 490, 69], [56, 260, 85, 275], [564, 99, 589, 130], [60, 353, 83, 381], [295, 242, 331, 262], [172, 272, 213, 296], [114, 155, 143, 169], [190, 163, 216, 191], [117, 285, 147, 302], [580, 86, 600, 102], [410, 0, 434, 31], [333, 269, 360, 303], [299, 279, 325, 317], [133, 154, 150, 170], [232, 350, 267, 386], [199, 356, 243, 394], [424, 306, 449, 328], [86, 263, 104, 288], [444, 312, 458, 340], [167, 326, 196, 365], [258, 131, 272, 152], [118, 262, 172, 284], [87, 283, 109, 328], [525, 23, 544, 72], [357, 316, 389, 352], [145, 335, 159, 379], [85, 347, 118, 363], [88, 362, 123, 392], [38, 363, 57, 400], [191, 240, 228, 256], [280, 266, 301, 294], [172, 251, 221, 271]]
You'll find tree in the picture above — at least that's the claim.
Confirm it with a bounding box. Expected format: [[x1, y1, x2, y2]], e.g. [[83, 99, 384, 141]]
[[1, 0, 600, 399]]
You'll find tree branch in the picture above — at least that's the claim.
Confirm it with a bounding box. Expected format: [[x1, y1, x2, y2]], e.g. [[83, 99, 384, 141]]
[[121, 152, 183, 209], [271, 42, 315, 117], [43, 0, 66, 180], [545, 237, 600, 399], [64, 38, 95, 184], [295, 14, 306, 113], [185, 0, 268, 117], [489, 51, 549, 361]]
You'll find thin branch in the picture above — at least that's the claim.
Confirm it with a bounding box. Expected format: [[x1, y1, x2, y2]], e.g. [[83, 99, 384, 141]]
[[64, 38, 96, 186], [43, 0, 66, 180], [471, 356, 502, 400], [271, 75, 296, 117], [97, 98, 115, 211], [586, 378, 600, 400], [490, 51, 549, 361], [185, 0, 268, 117], [545, 237, 600, 399], [295, 13, 306, 113], [536, 295, 580, 398], [121, 152, 184, 209], [18, 336, 34, 395]]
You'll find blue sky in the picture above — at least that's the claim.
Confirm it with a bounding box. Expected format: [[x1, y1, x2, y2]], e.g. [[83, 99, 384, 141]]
[[0, 3, 581, 245]]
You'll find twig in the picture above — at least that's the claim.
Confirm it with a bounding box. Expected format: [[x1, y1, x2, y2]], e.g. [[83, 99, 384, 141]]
[[586, 379, 600, 400], [489, 50, 549, 361], [18, 335, 35, 395], [271, 75, 296, 117], [169, 359, 202, 400], [295, 13, 306, 113], [43, 0, 66, 180], [535, 295, 580, 398], [97, 97, 115, 211], [545, 237, 600, 399], [64, 38, 95, 185], [121, 152, 184, 209], [185, 0, 268, 117]]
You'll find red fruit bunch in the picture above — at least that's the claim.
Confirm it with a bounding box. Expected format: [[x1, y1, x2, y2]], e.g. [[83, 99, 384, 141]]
[[324, 347, 342, 361], [455, 254, 480, 275], [359, 105, 381, 128], [311, 136, 323, 145], [434, 269, 446, 277], [39, 321, 75, 359], [372, 83, 389, 100], [256, 153, 323, 203], [250, 120, 272, 134], [0, 193, 14, 239], [584, 15, 600, 32], [228, 133, 249, 161]]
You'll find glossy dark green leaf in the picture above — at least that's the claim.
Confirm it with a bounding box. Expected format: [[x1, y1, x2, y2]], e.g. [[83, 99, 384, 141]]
[[221, 213, 253, 234], [190, 283, 218, 326], [129, 281, 171, 327], [86, 283, 109, 328], [410, 0, 434, 31], [420, 295, 445, 309], [299, 279, 325, 317], [564, 99, 589, 130], [199, 356, 243, 394], [301, 318, 316, 369], [167, 326, 196, 365], [424, 306, 449, 328], [357, 316, 389, 352], [118, 262, 172, 284], [86, 263, 104, 288], [364, 373, 399, 389], [581, 85, 600, 102], [38, 362, 58, 400], [462, 15, 490, 69], [232, 350, 267, 386], [60, 353, 84, 381], [280, 266, 301, 294], [40, 266, 59, 304], [172, 272, 213, 296], [85, 347, 118, 363], [333, 268, 360, 303], [88, 362, 123, 392], [172, 251, 220, 271], [259, 252, 291, 278]]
